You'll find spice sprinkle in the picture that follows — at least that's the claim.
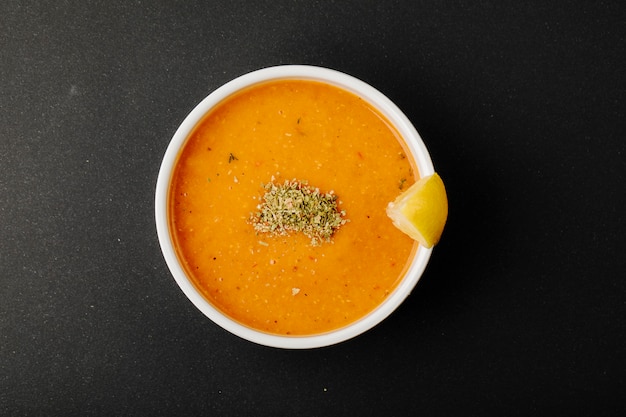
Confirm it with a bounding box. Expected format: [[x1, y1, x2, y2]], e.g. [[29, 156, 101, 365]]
[[250, 178, 349, 246]]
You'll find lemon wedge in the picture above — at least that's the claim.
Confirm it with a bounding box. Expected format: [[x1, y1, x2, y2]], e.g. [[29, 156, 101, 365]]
[[386, 173, 448, 248]]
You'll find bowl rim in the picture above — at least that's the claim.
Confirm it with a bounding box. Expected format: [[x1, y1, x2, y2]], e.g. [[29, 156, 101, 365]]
[[155, 65, 434, 349]]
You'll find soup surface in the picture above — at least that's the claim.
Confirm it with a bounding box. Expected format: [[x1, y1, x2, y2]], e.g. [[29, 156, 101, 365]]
[[169, 80, 418, 335]]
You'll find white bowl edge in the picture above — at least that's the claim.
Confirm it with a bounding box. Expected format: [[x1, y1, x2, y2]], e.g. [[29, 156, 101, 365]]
[[155, 65, 435, 349]]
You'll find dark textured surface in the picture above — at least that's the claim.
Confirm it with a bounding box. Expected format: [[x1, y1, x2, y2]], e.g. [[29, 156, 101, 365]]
[[2, 1, 625, 415]]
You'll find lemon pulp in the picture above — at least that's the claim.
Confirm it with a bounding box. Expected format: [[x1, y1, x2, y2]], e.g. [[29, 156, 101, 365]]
[[386, 173, 448, 248]]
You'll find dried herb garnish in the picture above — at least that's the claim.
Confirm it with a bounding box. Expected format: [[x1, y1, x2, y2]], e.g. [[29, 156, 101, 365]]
[[250, 179, 349, 246]]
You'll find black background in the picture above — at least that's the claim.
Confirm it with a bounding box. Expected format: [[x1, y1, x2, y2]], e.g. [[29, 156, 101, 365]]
[[2, 1, 625, 415]]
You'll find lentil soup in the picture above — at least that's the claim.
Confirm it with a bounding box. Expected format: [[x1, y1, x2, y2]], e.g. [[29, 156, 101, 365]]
[[169, 79, 418, 335]]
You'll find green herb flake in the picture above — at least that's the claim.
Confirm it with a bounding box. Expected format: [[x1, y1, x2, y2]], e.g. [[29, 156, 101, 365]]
[[249, 179, 349, 246]]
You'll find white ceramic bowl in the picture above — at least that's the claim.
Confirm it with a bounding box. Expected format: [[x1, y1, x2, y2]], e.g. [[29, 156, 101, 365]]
[[155, 65, 434, 349]]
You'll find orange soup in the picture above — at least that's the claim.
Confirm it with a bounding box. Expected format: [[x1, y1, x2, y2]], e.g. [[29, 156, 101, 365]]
[[169, 80, 418, 335]]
